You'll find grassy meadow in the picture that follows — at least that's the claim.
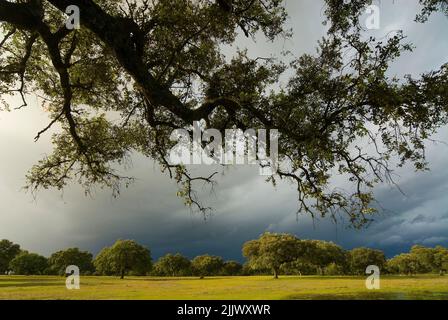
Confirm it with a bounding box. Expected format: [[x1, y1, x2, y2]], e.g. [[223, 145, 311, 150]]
[[0, 275, 447, 300]]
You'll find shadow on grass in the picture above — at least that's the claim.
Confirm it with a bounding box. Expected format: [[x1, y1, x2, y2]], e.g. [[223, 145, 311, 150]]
[[126, 277, 232, 282], [0, 281, 62, 288], [0, 277, 60, 282], [286, 291, 448, 300]]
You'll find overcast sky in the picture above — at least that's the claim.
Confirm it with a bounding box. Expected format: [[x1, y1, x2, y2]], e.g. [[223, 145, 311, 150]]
[[0, 0, 447, 261]]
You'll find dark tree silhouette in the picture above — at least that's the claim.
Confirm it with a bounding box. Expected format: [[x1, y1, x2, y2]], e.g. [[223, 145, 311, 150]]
[[0, 0, 447, 227]]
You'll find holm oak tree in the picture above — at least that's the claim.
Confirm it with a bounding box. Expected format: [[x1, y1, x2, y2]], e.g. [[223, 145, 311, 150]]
[[0, 0, 447, 227]]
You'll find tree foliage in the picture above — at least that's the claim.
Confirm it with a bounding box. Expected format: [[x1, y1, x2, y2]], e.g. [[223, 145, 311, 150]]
[[387, 253, 421, 275], [92, 246, 114, 276], [93, 239, 152, 278], [348, 247, 386, 275], [242, 232, 302, 278], [222, 260, 243, 276], [153, 253, 191, 277], [324, 262, 345, 275], [433, 246, 448, 274], [0, 0, 447, 226], [387, 245, 448, 275], [417, 0, 448, 21], [47, 247, 94, 275], [9, 251, 48, 275], [301, 240, 347, 275], [1, 237, 447, 276], [0, 239, 21, 273], [191, 254, 224, 277]]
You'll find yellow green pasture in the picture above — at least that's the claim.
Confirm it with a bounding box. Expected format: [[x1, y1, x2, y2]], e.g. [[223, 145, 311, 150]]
[[0, 275, 447, 300]]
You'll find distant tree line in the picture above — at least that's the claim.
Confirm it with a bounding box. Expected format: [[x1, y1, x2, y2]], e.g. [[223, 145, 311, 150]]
[[1, 233, 447, 278], [242, 233, 448, 278]]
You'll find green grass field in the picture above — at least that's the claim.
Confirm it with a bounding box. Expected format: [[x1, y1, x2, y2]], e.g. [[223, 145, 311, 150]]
[[0, 275, 447, 300]]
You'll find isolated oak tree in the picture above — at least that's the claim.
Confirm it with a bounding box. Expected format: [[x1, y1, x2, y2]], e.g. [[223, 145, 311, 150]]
[[191, 254, 224, 278], [0, 0, 447, 227], [242, 232, 302, 279], [93, 239, 152, 278]]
